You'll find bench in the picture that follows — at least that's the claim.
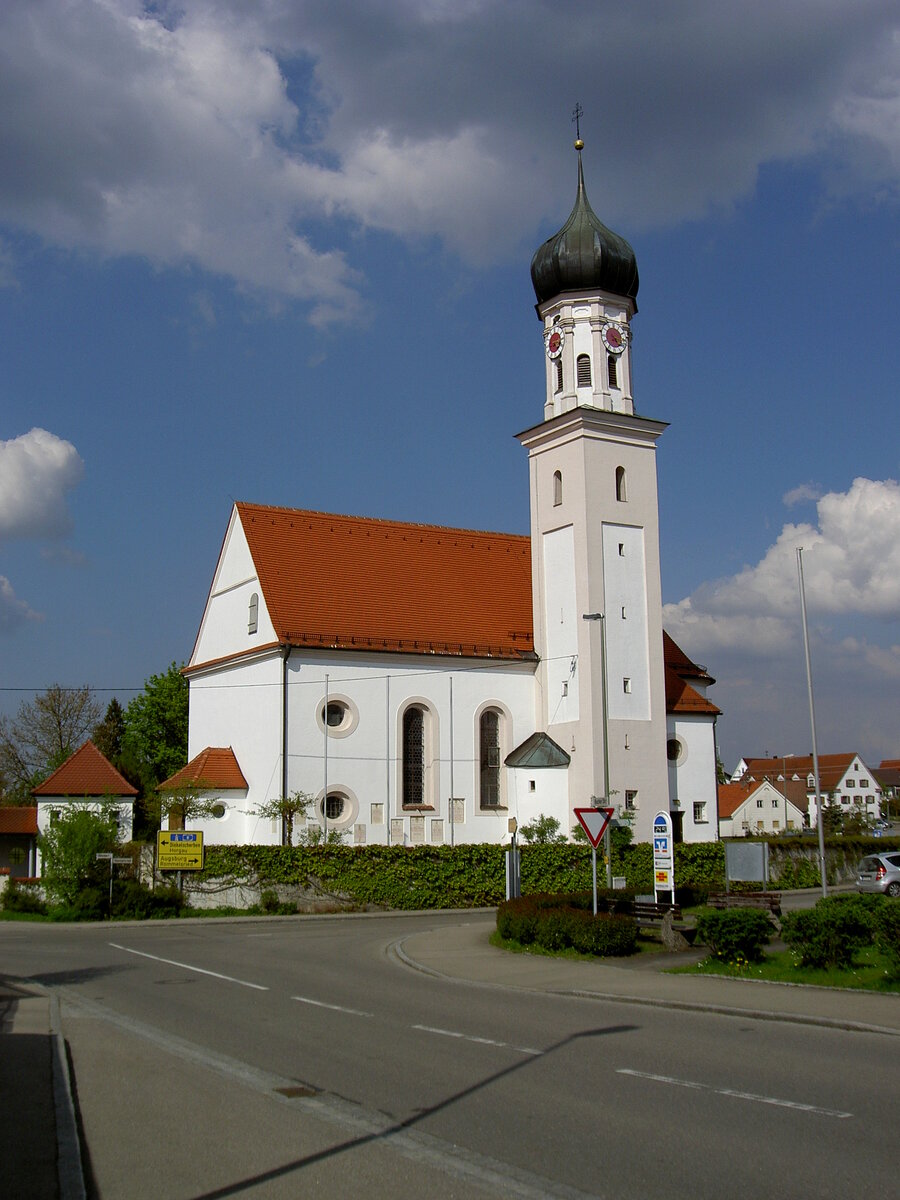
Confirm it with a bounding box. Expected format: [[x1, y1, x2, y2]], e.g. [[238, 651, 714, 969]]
[[632, 900, 682, 925], [707, 891, 781, 917]]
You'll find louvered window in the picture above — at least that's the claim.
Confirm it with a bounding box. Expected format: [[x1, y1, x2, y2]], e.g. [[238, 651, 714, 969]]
[[576, 354, 592, 387], [403, 707, 425, 807], [554, 358, 563, 393], [608, 354, 618, 388], [480, 709, 501, 808], [248, 592, 258, 634]]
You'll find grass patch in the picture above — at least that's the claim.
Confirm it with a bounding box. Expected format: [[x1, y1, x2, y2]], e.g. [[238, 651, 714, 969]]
[[671, 944, 900, 992]]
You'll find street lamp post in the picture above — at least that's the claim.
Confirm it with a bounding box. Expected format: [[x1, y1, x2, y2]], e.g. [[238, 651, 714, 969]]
[[583, 612, 612, 887]]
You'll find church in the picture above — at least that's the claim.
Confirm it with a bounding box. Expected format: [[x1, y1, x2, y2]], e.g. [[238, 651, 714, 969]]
[[171, 140, 721, 849]]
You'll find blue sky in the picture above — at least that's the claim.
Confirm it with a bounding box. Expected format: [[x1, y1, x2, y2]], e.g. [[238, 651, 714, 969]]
[[1, 0, 898, 772]]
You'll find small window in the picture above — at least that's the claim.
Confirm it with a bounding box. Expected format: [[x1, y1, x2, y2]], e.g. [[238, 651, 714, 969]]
[[772, 798, 779, 809], [554, 357, 563, 393], [615, 466, 627, 502], [625, 790, 637, 810], [693, 802, 707, 823], [608, 354, 618, 388], [248, 592, 259, 635], [618, 542, 625, 556], [576, 354, 592, 387], [325, 793, 345, 821], [860, 779, 869, 788], [553, 470, 562, 506], [325, 702, 345, 727], [846, 779, 856, 788], [210, 802, 226, 819], [757, 799, 764, 808], [667, 738, 681, 762], [623, 677, 632, 694], [621, 605, 626, 620]]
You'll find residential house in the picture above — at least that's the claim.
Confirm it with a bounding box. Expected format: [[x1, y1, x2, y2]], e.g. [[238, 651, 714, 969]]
[[732, 753, 883, 828]]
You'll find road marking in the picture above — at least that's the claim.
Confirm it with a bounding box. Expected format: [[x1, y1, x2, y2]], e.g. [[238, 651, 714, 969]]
[[617, 1069, 852, 1118], [413, 1024, 542, 1057], [291, 995, 372, 1017], [109, 943, 269, 991]]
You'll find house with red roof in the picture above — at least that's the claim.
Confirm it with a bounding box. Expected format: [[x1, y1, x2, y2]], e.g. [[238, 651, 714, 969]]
[[0, 806, 39, 878], [718, 778, 806, 838], [181, 145, 721, 849], [31, 741, 137, 858], [731, 753, 883, 829]]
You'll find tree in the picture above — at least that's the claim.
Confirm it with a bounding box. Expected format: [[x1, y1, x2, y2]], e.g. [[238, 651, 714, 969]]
[[152, 783, 223, 831], [92, 698, 126, 765], [0, 685, 102, 803], [251, 791, 315, 845], [122, 663, 189, 790], [38, 804, 119, 907], [520, 814, 567, 844]]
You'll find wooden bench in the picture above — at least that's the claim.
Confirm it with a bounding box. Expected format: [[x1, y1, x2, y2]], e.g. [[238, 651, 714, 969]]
[[632, 900, 682, 925], [707, 891, 781, 916]]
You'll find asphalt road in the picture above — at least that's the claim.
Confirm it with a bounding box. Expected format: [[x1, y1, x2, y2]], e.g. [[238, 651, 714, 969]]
[[2, 911, 896, 1199]]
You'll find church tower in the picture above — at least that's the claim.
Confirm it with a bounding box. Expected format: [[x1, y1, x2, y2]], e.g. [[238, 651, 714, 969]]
[[517, 136, 669, 843]]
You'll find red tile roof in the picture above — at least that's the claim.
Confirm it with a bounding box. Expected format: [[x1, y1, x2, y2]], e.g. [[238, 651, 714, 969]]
[[0, 807, 38, 835], [32, 741, 138, 798], [159, 747, 248, 792], [739, 753, 868, 794], [235, 502, 535, 660], [662, 631, 715, 685], [718, 781, 756, 819], [664, 667, 721, 716]]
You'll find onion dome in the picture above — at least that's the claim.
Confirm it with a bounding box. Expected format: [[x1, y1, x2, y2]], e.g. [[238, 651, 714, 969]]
[[530, 143, 639, 306]]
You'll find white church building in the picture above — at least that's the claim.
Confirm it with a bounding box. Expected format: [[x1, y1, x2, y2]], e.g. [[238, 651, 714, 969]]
[[171, 142, 720, 849]]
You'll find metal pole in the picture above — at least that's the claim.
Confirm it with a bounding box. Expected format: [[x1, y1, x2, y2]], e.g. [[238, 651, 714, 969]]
[[599, 613, 612, 889], [797, 548, 827, 897], [591, 845, 598, 915], [449, 675, 455, 846], [385, 675, 391, 846], [323, 672, 329, 841]]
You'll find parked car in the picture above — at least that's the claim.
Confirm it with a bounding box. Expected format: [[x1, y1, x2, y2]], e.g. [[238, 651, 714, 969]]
[[857, 852, 900, 896]]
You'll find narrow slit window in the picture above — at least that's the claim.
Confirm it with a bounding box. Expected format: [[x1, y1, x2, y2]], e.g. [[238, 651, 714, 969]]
[[623, 677, 632, 694], [402, 707, 425, 807], [608, 355, 618, 388], [616, 466, 627, 502], [576, 354, 592, 387], [552, 470, 562, 506], [248, 592, 259, 634], [554, 357, 563, 393]]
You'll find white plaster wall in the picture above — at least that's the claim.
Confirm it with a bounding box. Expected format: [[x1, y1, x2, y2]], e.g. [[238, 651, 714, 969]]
[[542, 525, 579, 726], [666, 714, 718, 843], [191, 509, 277, 668], [603, 523, 650, 721]]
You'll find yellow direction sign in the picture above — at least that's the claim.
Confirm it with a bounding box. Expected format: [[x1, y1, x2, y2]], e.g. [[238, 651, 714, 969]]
[[157, 830, 205, 871]]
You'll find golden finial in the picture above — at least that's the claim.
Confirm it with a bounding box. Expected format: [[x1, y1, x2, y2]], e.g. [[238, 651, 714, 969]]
[[572, 102, 584, 150]]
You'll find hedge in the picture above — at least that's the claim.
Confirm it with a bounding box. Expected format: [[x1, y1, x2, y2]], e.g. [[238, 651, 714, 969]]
[[497, 893, 637, 957]]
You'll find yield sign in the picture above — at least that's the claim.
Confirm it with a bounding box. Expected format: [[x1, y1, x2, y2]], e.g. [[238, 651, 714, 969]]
[[574, 807, 614, 849]]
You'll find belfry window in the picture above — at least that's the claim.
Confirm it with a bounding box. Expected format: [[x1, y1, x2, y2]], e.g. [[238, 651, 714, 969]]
[[616, 466, 627, 502], [576, 354, 592, 388], [248, 592, 259, 634], [554, 358, 563, 393], [479, 709, 502, 808], [402, 707, 425, 807], [553, 470, 562, 506], [608, 355, 619, 389]]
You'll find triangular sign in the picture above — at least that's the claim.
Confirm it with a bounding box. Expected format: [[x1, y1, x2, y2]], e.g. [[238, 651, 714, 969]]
[[574, 807, 614, 849]]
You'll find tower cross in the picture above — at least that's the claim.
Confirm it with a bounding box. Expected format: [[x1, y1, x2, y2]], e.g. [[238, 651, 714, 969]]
[[571, 102, 583, 140]]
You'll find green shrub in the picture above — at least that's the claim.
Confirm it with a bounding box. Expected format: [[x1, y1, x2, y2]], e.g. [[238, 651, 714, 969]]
[[112, 880, 185, 920], [874, 899, 900, 976], [50, 886, 107, 922], [1, 880, 47, 915], [781, 895, 877, 969], [496, 893, 637, 957], [695, 907, 773, 963]]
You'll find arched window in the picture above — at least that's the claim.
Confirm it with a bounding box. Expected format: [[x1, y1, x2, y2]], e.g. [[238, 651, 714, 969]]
[[248, 592, 259, 634], [576, 354, 592, 387], [554, 358, 563, 392], [607, 354, 618, 389], [479, 709, 501, 808], [402, 706, 425, 807], [552, 470, 562, 506], [615, 465, 627, 502]]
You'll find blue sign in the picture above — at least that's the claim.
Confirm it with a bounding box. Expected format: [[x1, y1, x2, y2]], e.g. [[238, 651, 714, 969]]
[[170, 832, 198, 843]]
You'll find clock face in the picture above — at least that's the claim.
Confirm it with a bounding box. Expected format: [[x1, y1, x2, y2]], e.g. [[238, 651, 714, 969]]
[[545, 327, 564, 359], [602, 321, 629, 355]]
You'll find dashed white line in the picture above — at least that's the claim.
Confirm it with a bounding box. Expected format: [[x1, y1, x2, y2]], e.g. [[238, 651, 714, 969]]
[[617, 1069, 852, 1118], [292, 995, 373, 1016], [109, 943, 268, 990], [413, 1024, 543, 1056]]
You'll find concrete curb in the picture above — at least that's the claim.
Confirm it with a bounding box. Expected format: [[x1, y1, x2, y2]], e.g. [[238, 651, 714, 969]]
[[49, 993, 86, 1200]]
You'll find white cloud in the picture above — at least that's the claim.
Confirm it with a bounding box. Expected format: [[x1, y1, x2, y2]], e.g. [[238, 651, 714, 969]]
[[0, 428, 84, 542], [783, 483, 822, 507], [0, 575, 42, 633], [0, 2, 898, 319]]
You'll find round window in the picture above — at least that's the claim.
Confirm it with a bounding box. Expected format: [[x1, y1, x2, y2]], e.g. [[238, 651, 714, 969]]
[[210, 803, 226, 819], [667, 738, 682, 762], [325, 702, 346, 727], [325, 793, 345, 821]]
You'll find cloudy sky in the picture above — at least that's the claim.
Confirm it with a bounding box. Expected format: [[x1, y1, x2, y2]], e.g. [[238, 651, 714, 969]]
[[1, 0, 898, 772]]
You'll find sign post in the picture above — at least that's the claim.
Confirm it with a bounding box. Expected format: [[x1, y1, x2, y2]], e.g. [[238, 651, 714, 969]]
[[574, 807, 614, 915], [652, 811, 675, 905]]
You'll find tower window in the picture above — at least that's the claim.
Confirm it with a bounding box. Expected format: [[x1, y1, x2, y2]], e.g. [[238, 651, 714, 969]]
[[623, 677, 632, 694], [608, 355, 619, 389], [616, 466, 627, 502], [248, 592, 259, 635], [554, 358, 563, 393], [553, 470, 562, 506], [402, 707, 425, 807], [479, 709, 502, 808], [576, 354, 592, 388]]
